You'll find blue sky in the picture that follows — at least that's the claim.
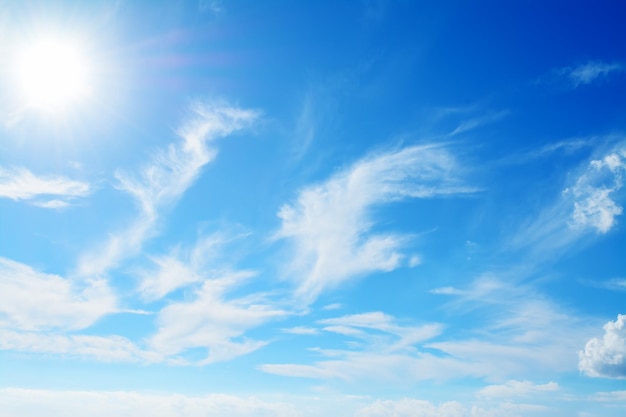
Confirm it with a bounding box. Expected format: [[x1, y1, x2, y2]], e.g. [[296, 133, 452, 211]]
[[1, 1, 626, 416]]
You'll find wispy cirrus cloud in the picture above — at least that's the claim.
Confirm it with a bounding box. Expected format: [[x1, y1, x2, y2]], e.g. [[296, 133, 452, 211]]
[[149, 269, 287, 365], [0, 257, 116, 332], [0, 330, 161, 363], [263, 276, 593, 383], [137, 232, 238, 302], [478, 380, 559, 399], [0, 166, 90, 208], [579, 314, 626, 379], [275, 143, 476, 303], [448, 110, 509, 137], [260, 312, 444, 383], [564, 62, 623, 87], [77, 101, 259, 278]]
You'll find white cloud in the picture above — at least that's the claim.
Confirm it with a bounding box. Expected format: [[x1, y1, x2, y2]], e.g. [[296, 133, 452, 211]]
[[448, 110, 509, 136], [478, 380, 559, 398], [565, 62, 623, 87], [355, 398, 549, 417], [319, 312, 443, 350], [149, 270, 287, 364], [282, 326, 320, 335], [430, 286, 461, 295], [276, 144, 475, 303], [579, 314, 626, 378], [261, 312, 445, 382], [567, 150, 625, 233], [0, 330, 161, 363], [591, 390, 626, 402], [0, 388, 302, 417], [0, 166, 90, 207], [262, 276, 595, 383], [510, 142, 626, 253], [355, 398, 467, 417], [0, 257, 116, 331], [137, 233, 232, 301], [77, 101, 259, 278]]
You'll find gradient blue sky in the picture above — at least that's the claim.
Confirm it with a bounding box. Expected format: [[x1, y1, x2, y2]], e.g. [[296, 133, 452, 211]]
[[1, 1, 626, 416]]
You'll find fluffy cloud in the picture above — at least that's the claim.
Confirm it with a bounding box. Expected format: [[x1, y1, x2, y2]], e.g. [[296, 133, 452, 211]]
[[77, 101, 259, 278], [276, 144, 475, 303], [0, 166, 90, 207], [567, 150, 625, 233], [579, 314, 626, 378], [0, 257, 116, 331]]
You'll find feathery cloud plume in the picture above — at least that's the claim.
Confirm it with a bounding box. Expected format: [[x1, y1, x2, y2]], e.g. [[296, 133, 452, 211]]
[[0, 166, 90, 207], [77, 101, 259, 278], [275, 144, 475, 303]]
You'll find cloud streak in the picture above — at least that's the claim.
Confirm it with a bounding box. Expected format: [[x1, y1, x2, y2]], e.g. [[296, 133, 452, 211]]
[[565, 62, 623, 87], [0, 166, 90, 207]]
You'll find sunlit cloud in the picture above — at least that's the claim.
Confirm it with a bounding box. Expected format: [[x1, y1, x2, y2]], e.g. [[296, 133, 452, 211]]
[[0, 166, 90, 207], [76, 101, 259, 278], [275, 144, 477, 303], [0, 257, 116, 331], [579, 314, 626, 379], [149, 270, 287, 365]]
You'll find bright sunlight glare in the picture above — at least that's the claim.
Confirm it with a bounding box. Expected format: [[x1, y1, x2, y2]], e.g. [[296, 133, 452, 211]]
[[14, 37, 91, 113]]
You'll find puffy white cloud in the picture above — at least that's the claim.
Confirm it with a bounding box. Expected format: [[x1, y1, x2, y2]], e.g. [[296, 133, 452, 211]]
[[0, 166, 90, 207], [568, 150, 625, 233], [276, 144, 475, 302], [512, 142, 626, 253], [579, 314, 626, 378], [0, 257, 116, 331], [77, 101, 259, 278]]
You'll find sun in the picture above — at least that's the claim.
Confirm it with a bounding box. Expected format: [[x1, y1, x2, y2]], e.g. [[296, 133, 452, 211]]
[[14, 36, 92, 113]]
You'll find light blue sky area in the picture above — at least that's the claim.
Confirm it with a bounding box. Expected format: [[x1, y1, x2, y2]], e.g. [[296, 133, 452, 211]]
[[1, 1, 626, 416]]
